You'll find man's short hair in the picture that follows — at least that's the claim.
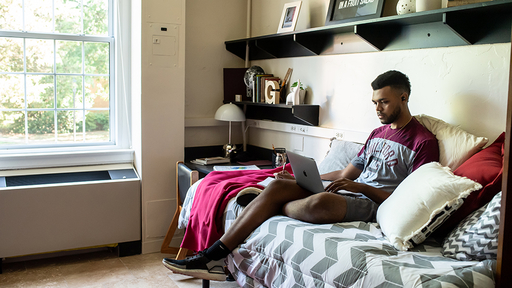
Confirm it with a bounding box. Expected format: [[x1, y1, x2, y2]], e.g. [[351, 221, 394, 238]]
[[371, 70, 411, 95]]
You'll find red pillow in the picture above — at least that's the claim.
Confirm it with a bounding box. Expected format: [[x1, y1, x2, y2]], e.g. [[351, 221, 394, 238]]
[[436, 132, 505, 235]]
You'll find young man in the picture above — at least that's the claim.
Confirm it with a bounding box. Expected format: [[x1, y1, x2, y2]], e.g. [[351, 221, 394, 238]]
[[163, 70, 440, 280]]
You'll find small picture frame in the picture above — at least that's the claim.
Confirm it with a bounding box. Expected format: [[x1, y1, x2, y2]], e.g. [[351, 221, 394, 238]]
[[325, 0, 385, 26], [277, 1, 302, 33]]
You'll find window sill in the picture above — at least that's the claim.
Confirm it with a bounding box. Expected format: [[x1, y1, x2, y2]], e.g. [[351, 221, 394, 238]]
[[0, 148, 134, 171]]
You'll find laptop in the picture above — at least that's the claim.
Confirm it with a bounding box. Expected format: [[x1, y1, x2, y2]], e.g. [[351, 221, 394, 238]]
[[287, 151, 363, 197], [286, 151, 330, 194]]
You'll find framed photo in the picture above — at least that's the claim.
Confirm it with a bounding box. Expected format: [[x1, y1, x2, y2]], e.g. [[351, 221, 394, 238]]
[[277, 1, 302, 33], [325, 0, 385, 26]]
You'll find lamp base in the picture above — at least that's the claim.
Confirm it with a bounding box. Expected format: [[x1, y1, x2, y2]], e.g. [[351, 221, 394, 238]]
[[223, 143, 237, 159]]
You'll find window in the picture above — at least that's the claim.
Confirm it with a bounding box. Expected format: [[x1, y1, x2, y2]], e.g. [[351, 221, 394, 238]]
[[0, 0, 114, 148]]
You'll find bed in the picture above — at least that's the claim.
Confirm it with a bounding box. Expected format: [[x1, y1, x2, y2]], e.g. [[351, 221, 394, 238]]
[[177, 115, 505, 287]]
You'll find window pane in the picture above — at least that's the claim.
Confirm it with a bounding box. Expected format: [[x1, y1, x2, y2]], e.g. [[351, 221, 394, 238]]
[[27, 110, 54, 143], [84, 0, 108, 36], [26, 39, 54, 73], [84, 42, 109, 74], [57, 40, 82, 74], [25, 0, 53, 33], [84, 110, 109, 142], [0, 74, 24, 109], [0, 0, 112, 149], [0, 37, 24, 72], [85, 76, 108, 108], [57, 75, 83, 109], [0, 0, 23, 31], [57, 110, 83, 142], [55, 0, 82, 34], [27, 75, 54, 108], [0, 111, 25, 145]]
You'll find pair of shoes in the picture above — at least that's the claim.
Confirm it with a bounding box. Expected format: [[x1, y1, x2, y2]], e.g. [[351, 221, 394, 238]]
[[235, 187, 262, 206], [162, 251, 226, 281]]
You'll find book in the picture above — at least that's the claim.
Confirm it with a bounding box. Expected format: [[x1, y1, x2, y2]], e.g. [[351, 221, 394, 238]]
[[254, 74, 273, 102], [213, 165, 260, 171], [191, 157, 230, 165]]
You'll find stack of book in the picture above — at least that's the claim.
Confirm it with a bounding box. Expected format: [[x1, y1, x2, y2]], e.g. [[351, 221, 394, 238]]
[[252, 74, 281, 103], [191, 157, 230, 165], [250, 68, 292, 104]]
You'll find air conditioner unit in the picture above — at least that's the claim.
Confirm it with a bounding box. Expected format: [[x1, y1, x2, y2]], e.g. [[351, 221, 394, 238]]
[[0, 164, 141, 259]]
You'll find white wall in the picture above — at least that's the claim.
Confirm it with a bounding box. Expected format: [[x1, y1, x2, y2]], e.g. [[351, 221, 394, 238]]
[[184, 1, 247, 147], [132, 0, 186, 253]]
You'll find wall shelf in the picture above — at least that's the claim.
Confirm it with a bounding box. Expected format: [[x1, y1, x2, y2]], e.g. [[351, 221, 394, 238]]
[[225, 1, 512, 60], [235, 102, 319, 126]]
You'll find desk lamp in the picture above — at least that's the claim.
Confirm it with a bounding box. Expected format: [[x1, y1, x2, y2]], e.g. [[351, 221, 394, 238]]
[[214, 103, 246, 158]]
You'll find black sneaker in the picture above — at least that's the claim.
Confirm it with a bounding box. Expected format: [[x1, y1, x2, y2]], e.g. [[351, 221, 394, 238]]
[[162, 251, 226, 281]]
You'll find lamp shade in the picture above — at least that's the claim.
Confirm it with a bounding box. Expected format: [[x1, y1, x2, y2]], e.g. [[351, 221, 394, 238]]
[[214, 103, 246, 122]]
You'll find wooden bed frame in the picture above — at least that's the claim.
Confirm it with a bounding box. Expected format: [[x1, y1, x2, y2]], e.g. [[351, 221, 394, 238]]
[[497, 32, 512, 287]]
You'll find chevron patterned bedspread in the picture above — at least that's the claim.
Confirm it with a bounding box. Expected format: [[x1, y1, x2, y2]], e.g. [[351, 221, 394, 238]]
[[225, 215, 495, 288]]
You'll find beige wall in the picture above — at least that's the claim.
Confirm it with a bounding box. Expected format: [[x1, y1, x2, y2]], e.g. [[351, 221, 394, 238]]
[[132, 0, 186, 253], [134, 0, 249, 254], [184, 1, 247, 148]]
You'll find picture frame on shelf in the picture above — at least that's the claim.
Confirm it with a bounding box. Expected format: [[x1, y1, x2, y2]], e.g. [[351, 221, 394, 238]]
[[325, 0, 385, 26], [277, 1, 302, 33]]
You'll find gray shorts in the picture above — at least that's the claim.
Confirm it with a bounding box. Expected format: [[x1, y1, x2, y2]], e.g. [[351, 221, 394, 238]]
[[343, 195, 379, 222]]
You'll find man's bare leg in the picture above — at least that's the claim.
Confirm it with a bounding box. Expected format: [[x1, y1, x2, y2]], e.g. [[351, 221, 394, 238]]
[[283, 192, 348, 223], [219, 179, 312, 250], [220, 180, 349, 250]]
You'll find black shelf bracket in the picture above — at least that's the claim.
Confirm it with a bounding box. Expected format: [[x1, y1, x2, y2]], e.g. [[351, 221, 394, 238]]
[[225, 1, 512, 60], [235, 102, 319, 126]]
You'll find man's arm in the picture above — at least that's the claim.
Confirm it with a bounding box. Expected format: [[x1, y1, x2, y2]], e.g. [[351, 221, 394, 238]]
[[324, 179, 391, 204], [322, 163, 390, 204], [320, 163, 362, 181], [275, 162, 363, 181]]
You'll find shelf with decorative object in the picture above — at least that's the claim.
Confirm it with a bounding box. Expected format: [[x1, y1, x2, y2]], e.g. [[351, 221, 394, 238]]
[[225, 1, 512, 60], [234, 102, 319, 126]]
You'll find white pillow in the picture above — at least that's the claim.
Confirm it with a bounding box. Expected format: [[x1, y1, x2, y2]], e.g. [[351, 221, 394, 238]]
[[377, 162, 482, 251], [414, 114, 488, 171], [317, 138, 363, 174]]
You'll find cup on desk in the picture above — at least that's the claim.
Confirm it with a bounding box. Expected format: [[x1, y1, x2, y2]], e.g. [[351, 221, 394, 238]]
[[272, 148, 287, 169]]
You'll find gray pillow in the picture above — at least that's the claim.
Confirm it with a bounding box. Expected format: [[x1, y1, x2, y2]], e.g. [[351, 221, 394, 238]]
[[317, 138, 363, 175], [441, 191, 501, 261]]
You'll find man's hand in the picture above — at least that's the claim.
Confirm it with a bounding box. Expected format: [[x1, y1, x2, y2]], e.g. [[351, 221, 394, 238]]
[[274, 170, 295, 180], [325, 178, 363, 193]]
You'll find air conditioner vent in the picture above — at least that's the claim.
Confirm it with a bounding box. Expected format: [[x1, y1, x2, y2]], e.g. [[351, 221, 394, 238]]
[[1, 168, 138, 187]]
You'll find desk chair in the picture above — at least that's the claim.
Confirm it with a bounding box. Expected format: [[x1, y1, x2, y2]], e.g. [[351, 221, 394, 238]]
[[161, 161, 199, 259]]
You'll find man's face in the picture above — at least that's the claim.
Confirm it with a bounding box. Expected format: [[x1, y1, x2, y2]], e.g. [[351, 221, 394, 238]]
[[372, 86, 403, 125]]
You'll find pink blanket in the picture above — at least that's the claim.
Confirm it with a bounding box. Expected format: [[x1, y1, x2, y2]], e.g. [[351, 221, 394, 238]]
[[181, 165, 293, 252]]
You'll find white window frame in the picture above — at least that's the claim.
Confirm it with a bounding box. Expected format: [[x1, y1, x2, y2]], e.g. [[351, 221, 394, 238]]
[[0, 0, 133, 170]]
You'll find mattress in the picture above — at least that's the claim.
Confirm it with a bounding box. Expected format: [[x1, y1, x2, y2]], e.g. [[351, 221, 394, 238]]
[[225, 215, 495, 288], [179, 181, 495, 288]]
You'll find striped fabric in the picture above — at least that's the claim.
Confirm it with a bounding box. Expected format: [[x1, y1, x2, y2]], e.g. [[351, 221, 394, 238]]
[[226, 215, 496, 288]]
